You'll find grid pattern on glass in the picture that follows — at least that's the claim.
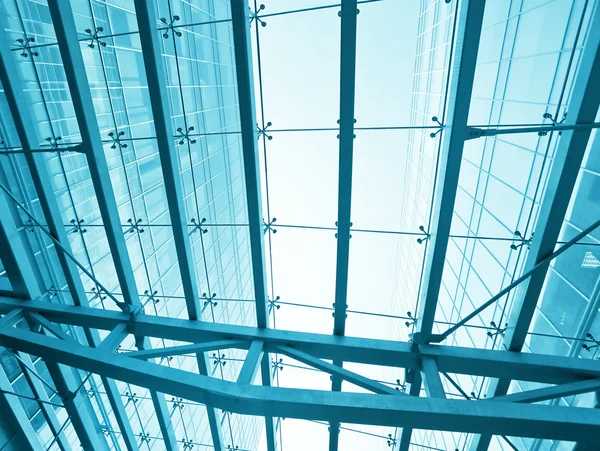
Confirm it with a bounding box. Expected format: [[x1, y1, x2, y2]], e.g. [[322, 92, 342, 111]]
[[0, 0, 256, 448]]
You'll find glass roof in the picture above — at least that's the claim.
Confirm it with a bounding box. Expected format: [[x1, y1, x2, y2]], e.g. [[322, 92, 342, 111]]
[[0, 0, 598, 450]]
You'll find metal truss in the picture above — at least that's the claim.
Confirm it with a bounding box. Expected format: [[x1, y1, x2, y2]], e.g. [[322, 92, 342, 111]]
[[1, 298, 600, 444], [0, 0, 598, 449]]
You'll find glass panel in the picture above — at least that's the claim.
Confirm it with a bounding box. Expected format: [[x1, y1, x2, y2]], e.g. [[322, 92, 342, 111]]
[[258, 8, 340, 129]]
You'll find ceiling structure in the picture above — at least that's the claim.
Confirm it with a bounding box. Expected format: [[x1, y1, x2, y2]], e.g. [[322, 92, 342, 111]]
[[0, 0, 599, 451]]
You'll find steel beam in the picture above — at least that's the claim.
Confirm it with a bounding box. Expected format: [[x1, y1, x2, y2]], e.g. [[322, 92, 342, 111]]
[[0, 191, 40, 299], [131, 0, 200, 321], [0, 192, 109, 449], [131, 1, 227, 448], [128, 339, 250, 361], [15, 353, 71, 451], [96, 324, 129, 353], [2, 327, 600, 444], [472, 4, 600, 449], [46, 1, 177, 448], [412, 0, 486, 343], [0, 20, 89, 311], [231, 0, 269, 329], [0, 11, 139, 451], [28, 311, 71, 341], [237, 340, 265, 385], [489, 379, 600, 404], [45, 2, 139, 308], [421, 358, 445, 399], [0, 309, 24, 329], [260, 352, 277, 451], [46, 360, 108, 450], [398, 372, 422, 451], [329, 2, 359, 447], [0, 365, 42, 451], [400, 2, 485, 447], [274, 345, 403, 396], [231, 1, 276, 449], [6, 299, 600, 385], [333, 0, 358, 337]]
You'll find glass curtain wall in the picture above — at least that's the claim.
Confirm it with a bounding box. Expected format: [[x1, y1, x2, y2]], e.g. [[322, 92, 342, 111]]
[[395, 0, 600, 450], [0, 0, 261, 449]]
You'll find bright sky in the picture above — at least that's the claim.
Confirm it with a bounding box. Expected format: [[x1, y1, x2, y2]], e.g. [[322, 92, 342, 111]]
[[251, 1, 420, 449]]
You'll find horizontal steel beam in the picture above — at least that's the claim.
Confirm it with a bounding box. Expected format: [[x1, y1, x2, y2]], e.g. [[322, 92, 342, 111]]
[[489, 379, 600, 404], [2, 325, 600, 444], [274, 344, 403, 395], [3, 298, 600, 385], [128, 339, 250, 360]]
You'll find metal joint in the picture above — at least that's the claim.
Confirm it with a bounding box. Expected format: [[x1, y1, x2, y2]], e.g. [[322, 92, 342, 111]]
[[15, 36, 38, 58], [190, 217, 208, 235], [429, 116, 444, 138], [84, 27, 107, 49], [250, 4, 267, 27], [176, 125, 196, 145], [264, 217, 277, 234], [257, 121, 273, 140], [160, 16, 182, 39]]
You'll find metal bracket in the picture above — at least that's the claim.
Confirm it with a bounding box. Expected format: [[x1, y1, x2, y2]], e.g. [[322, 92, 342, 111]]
[[159, 16, 182, 39], [429, 116, 444, 138], [190, 217, 208, 235], [249, 4, 267, 27], [175, 125, 197, 145], [84, 27, 107, 49], [263, 217, 277, 234], [15, 36, 38, 58], [257, 121, 273, 140], [108, 130, 127, 149]]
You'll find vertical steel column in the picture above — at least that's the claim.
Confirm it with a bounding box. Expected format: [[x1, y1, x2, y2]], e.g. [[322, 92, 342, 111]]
[[45, 1, 177, 449], [231, 1, 277, 450], [472, 3, 600, 450], [0, 18, 140, 451], [0, 192, 109, 449], [46, 361, 108, 450], [16, 352, 72, 451], [0, 365, 42, 451], [0, 192, 39, 299], [411, 0, 486, 343], [131, 1, 225, 448], [130, 3, 199, 321], [329, 2, 359, 449], [400, 0, 486, 449]]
